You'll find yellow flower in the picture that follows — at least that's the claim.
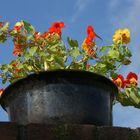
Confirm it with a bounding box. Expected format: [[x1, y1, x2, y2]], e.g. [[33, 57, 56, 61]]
[[113, 28, 130, 44]]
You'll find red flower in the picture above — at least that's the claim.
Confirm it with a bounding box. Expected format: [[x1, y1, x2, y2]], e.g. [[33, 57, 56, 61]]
[[112, 74, 125, 88], [85, 25, 95, 44], [34, 32, 41, 39], [48, 21, 65, 36], [87, 25, 95, 36], [86, 64, 90, 69], [14, 25, 22, 32], [0, 22, 3, 27], [13, 43, 23, 56], [125, 72, 138, 86], [12, 62, 18, 67], [85, 34, 94, 44], [0, 88, 4, 96], [11, 62, 21, 73]]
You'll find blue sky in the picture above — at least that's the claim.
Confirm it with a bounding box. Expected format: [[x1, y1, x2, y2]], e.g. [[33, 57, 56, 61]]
[[0, 0, 140, 128]]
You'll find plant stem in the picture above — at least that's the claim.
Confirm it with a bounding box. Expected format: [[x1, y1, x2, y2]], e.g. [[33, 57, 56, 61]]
[[44, 61, 48, 71]]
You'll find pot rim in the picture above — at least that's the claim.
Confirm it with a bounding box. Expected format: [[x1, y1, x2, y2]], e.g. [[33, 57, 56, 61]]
[[0, 69, 118, 110]]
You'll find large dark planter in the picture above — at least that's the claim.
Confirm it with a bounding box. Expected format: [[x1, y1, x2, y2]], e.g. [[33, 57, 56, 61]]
[[0, 70, 118, 126]]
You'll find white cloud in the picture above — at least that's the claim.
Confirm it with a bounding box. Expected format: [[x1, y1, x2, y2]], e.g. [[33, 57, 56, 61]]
[[70, 0, 92, 23]]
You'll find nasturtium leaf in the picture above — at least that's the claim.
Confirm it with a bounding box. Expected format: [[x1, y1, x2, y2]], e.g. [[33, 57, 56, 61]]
[[2, 77, 7, 84], [23, 21, 35, 35], [122, 46, 132, 57], [108, 50, 120, 59], [54, 56, 65, 66], [0, 22, 9, 31], [97, 63, 106, 69], [110, 71, 118, 79], [122, 58, 131, 65], [67, 37, 78, 47], [24, 52, 30, 60], [69, 47, 81, 58], [46, 55, 54, 62], [15, 22, 22, 26], [27, 66, 32, 71], [40, 52, 47, 57], [50, 63, 63, 69], [0, 34, 7, 43], [129, 92, 140, 105], [17, 63, 24, 69], [28, 46, 38, 56]]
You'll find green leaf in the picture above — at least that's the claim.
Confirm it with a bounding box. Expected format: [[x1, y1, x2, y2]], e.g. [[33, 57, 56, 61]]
[[23, 21, 35, 35], [108, 50, 120, 59], [46, 55, 54, 62], [116, 92, 132, 106], [26, 65, 32, 71], [129, 92, 140, 105], [122, 58, 131, 65], [54, 56, 65, 66], [122, 46, 132, 57], [2, 77, 7, 84], [110, 71, 117, 79], [0, 34, 7, 43], [69, 47, 81, 58], [0, 22, 9, 31], [24, 52, 30, 60], [40, 52, 47, 57], [67, 37, 78, 47], [17, 63, 24, 69], [28, 46, 38, 56]]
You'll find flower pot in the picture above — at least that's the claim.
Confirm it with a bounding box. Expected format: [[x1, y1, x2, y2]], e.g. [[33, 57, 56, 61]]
[[0, 70, 118, 125]]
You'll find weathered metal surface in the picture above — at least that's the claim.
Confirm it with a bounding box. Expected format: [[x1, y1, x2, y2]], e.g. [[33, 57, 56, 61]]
[[0, 70, 117, 125]]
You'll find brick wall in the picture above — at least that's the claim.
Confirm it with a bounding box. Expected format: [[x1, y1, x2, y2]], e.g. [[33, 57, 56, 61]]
[[0, 122, 140, 140]]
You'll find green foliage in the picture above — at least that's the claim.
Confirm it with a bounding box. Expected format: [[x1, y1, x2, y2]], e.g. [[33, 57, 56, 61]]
[[117, 87, 140, 108], [0, 34, 7, 43], [69, 47, 81, 58], [0, 22, 9, 31], [0, 20, 139, 108], [23, 20, 35, 35], [67, 37, 78, 47], [28, 46, 38, 56]]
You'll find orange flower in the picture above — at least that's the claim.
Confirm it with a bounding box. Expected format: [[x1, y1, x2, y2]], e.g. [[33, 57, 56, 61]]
[[13, 43, 23, 56], [41, 31, 49, 38], [125, 72, 138, 86], [48, 21, 65, 36], [112, 74, 125, 88], [0, 88, 4, 96], [14, 68, 21, 73]]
